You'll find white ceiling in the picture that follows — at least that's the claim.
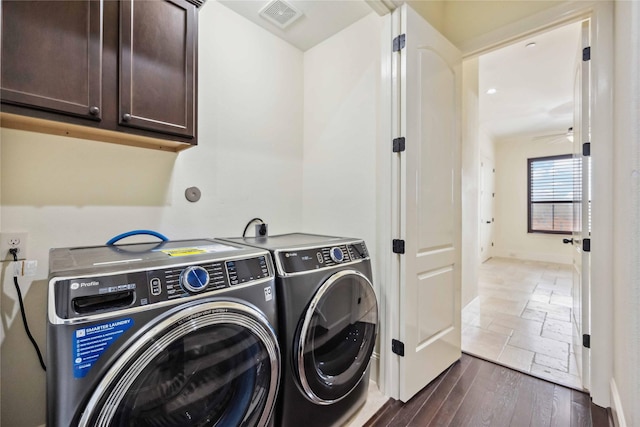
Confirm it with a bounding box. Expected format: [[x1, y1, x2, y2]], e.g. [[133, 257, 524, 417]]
[[216, 0, 374, 51], [479, 22, 583, 141]]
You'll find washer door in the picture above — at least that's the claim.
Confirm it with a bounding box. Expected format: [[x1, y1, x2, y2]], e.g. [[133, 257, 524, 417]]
[[296, 269, 378, 404], [79, 301, 280, 427]]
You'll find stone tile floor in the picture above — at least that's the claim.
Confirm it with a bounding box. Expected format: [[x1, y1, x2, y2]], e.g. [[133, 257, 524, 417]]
[[462, 257, 583, 390]]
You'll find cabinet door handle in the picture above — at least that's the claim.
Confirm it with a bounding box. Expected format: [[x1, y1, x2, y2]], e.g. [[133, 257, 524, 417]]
[[122, 113, 132, 122], [89, 106, 100, 116], [562, 238, 573, 244]]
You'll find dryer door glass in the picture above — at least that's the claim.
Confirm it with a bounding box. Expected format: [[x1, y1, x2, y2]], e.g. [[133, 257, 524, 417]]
[[296, 270, 378, 404], [79, 301, 280, 427]]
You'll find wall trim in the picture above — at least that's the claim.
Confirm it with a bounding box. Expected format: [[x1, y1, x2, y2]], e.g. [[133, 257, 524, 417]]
[[610, 378, 628, 427]]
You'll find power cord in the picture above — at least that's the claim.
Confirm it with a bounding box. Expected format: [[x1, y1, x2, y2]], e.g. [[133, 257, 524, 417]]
[[10, 248, 46, 371], [242, 218, 266, 237]]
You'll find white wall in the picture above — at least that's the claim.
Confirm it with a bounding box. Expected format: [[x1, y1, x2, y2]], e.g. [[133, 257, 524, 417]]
[[302, 12, 382, 284], [301, 12, 383, 380], [493, 136, 573, 264], [461, 58, 480, 308], [612, 1, 640, 425], [0, 3, 304, 426]]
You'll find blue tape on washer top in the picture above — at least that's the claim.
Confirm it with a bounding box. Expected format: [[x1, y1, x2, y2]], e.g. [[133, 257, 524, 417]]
[[72, 318, 134, 378]]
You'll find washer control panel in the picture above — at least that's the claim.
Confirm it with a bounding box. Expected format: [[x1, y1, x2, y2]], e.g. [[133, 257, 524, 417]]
[[278, 241, 369, 274], [55, 255, 272, 319]]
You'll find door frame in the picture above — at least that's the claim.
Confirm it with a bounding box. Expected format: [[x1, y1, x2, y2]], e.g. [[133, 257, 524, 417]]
[[377, 0, 613, 406]]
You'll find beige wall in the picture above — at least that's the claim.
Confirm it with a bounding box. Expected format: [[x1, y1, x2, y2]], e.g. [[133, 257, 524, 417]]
[[0, 2, 304, 425], [613, 1, 640, 425], [493, 137, 573, 264], [442, 0, 567, 48]]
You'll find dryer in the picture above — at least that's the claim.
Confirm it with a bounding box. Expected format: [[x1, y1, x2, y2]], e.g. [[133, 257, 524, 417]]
[[222, 233, 378, 427], [47, 239, 280, 427]]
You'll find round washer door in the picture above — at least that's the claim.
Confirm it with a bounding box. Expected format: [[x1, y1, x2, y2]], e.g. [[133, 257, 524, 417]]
[[296, 269, 378, 404], [79, 300, 280, 427]]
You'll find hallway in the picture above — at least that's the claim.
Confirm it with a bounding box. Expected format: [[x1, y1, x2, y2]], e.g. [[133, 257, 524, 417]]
[[461, 258, 582, 390]]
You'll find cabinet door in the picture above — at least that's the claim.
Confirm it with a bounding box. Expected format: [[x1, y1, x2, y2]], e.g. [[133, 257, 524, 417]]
[[1, 0, 103, 119], [119, 0, 196, 139]]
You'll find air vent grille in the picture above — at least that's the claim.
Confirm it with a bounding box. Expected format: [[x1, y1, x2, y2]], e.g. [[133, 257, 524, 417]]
[[259, 0, 302, 29]]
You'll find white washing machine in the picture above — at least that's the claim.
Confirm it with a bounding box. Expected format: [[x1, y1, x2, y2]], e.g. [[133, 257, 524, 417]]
[[47, 238, 280, 426]]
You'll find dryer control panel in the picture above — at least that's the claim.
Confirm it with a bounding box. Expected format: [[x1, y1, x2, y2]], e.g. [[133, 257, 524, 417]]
[[52, 255, 272, 320], [278, 241, 368, 274]]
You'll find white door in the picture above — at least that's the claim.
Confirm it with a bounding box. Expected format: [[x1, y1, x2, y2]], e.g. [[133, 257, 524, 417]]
[[570, 20, 591, 390], [393, 4, 462, 402], [480, 157, 495, 262]]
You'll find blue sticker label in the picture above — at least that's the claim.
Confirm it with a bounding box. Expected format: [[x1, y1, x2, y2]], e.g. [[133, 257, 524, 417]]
[[72, 318, 134, 378]]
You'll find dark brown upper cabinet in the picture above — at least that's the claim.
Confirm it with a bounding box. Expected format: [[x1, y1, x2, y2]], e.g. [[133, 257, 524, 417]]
[[1, 0, 103, 120], [119, 0, 196, 138], [1, 0, 201, 151]]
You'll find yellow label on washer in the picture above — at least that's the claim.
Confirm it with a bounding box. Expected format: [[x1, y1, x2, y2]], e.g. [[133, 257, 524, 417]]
[[160, 248, 207, 257]]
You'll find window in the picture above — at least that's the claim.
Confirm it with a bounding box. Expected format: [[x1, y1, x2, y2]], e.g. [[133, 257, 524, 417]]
[[528, 154, 581, 234]]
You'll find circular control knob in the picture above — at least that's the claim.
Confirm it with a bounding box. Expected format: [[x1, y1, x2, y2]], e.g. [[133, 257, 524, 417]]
[[329, 247, 344, 263], [181, 266, 210, 293]]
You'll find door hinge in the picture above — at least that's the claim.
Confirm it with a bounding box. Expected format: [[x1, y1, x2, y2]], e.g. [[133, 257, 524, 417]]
[[583, 334, 591, 348], [583, 46, 591, 61], [583, 238, 591, 252], [392, 339, 405, 356], [393, 34, 406, 52], [393, 137, 406, 153], [583, 142, 591, 156], [392, 239, 405, 254]]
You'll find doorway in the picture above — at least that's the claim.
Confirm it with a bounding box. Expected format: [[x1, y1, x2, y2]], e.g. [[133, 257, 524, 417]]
[[461, 21, 587, 390]]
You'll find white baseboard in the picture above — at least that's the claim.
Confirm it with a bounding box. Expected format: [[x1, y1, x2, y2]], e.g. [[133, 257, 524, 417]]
[[492, 251, 572, 265], [369, 351, 379, 385], [610, 378, 628, 427]]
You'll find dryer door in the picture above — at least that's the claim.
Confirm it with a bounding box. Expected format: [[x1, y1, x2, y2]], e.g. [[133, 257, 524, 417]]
[[296, 269, 378, 404], [79, 301, 280, 427]]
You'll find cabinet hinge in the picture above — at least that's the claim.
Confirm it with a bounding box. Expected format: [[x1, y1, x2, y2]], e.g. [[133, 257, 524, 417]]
[[583, 46, 591, 61], [393, 137, 406, 153], [393, 34, 406, 52], [392, 239, 405, 254], [583, 142, 591, 156], [583, 334, 591, 348], [583, 238, 591, 252], [392, 339, 405, 356]]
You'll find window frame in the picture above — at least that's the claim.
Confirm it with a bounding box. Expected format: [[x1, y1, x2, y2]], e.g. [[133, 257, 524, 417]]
[[527, 154, 578, 235]]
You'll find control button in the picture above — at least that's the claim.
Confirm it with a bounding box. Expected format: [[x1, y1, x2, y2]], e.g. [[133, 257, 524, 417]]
[[317, 252, 324, 264], [180, 266, 210, 293], [330, 247, 344, 263], [149, 278, 162, 296]]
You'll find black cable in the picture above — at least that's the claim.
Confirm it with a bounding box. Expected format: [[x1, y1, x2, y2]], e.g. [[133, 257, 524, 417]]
[[10, 249, 46, 371], [242, 217, 264, 237]]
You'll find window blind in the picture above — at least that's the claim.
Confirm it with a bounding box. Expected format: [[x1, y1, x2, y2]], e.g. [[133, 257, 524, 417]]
[[528, 154, 581, 234]]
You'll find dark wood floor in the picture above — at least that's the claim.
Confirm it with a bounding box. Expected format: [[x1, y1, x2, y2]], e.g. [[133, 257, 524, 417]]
[[365, 353, 611, 427]]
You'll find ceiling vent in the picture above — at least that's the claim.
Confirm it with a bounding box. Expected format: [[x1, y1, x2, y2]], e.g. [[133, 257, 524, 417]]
[[259, 0, 303, 29]]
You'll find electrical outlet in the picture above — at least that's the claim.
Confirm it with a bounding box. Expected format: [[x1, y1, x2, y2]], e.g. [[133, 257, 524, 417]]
[[0, 232, 28, 260]]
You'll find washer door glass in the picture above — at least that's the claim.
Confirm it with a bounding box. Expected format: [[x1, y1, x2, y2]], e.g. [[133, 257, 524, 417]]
[[79, 301, 280, 427], [296, 270, 378, 404]]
